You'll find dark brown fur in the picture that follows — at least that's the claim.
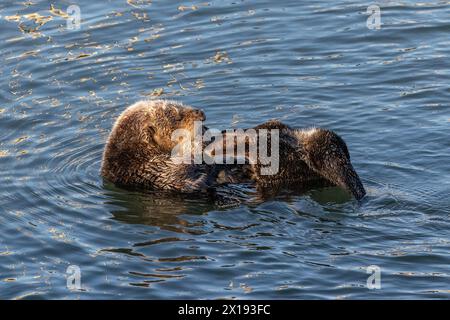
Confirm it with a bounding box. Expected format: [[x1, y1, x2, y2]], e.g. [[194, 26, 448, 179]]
[[221, 120, 366, 200]]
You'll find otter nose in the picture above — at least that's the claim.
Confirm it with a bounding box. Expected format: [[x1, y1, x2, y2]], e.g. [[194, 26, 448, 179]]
[[193, 109, 206, 121]]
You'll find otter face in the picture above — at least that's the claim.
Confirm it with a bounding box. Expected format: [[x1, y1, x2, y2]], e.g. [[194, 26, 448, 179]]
[[145, 101, 205, 152], [101, 100, 206, 186], [301, 128, 366, 200], [108, 100, 205, 155]]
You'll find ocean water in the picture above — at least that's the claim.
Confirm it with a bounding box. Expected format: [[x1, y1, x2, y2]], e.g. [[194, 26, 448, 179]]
[[0, 0, 449, 299]]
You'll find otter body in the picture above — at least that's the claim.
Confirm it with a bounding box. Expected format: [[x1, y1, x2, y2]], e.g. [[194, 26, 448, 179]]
[[101, 100, 216, 192], [221, 120, 366, 200], [237, 121, 323, 187], [102, 100, 366, 200]]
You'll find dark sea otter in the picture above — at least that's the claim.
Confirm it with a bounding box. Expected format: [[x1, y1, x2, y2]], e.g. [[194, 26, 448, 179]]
[[217, 120, 366, 200]]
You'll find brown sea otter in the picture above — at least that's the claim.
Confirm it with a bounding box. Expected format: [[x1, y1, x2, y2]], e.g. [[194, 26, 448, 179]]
[[101, 100, 366, 200], [217, 120, 366, 200], [101, 99, 218, 193]]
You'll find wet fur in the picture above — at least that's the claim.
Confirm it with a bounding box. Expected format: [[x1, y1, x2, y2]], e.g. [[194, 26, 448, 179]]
[[102, 101, 365, 200], [101, 100, 215, 192], [220, 120, 366, 199]]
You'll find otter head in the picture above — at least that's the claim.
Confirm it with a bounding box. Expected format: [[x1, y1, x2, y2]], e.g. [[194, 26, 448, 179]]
[[298, 128, 366, 200], [101, 100, 205, 184], [144, 100, 205, 153]]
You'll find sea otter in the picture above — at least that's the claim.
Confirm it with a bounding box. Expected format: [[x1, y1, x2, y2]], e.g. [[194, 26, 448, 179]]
[[101, 99, 219, 193], [218, 120, 366, 200], [102, 100, 366, 200]]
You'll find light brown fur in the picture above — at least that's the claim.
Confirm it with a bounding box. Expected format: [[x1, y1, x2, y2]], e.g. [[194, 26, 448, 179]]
[[101, 100, 214, 192]]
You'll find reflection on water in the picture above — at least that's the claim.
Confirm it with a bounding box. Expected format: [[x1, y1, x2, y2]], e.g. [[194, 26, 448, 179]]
[[0, 0, 449, 299], [106, 186, 216, 233]]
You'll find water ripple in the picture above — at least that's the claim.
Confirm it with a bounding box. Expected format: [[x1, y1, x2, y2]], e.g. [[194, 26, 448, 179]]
[[0, 0, 449, 299]]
